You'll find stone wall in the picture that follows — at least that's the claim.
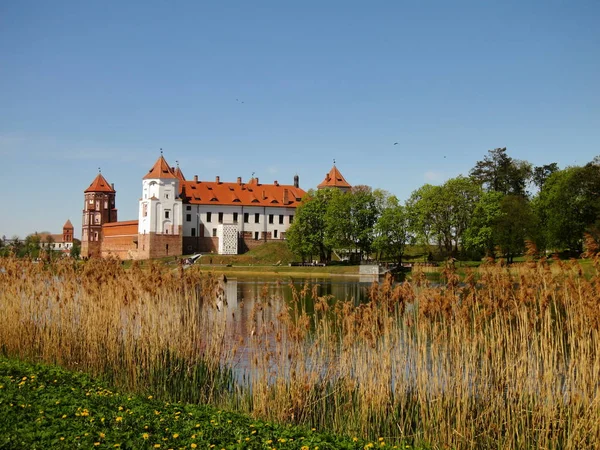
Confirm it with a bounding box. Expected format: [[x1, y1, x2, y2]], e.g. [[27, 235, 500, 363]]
[[137, 230, 182, 259]]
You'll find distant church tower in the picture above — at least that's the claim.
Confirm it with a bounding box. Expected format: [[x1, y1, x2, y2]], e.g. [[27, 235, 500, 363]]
[[137, 154, 183, 259], [81, 172, 117, 258]]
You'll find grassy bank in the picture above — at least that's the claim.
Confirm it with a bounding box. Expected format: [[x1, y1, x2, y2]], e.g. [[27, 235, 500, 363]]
[[0, 357, 387, 450]]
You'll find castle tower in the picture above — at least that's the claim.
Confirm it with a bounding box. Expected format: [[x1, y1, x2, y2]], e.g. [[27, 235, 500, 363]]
[[317, 164, 352, 193], [62, 220, 74, 244], [137, 154, 183, 259], [81, 172, 117, 258]]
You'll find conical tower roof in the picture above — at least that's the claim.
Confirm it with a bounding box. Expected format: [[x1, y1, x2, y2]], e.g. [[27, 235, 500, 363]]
[[317, 165, 351, 189], [143, 155, 178, 180], [63, 219, 74, 229], [84, 173, 115, 193]]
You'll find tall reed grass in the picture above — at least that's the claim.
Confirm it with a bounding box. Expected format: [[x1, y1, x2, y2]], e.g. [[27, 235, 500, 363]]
[[1, 246, 599, 449]]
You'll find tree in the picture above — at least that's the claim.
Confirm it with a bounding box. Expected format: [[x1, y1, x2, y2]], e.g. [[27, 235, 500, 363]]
[[493, 195, 536, 263], [286, 189, 337, 262], [536, 164, 600, 254], [373, 195, 413, 265], [464, 191, 504, 258], [532, 163, 559, 190], [24, 233, 41, 258], [470, 147, 532, 196], [70, 240, 81, 259], [406, 177, 481, 257]]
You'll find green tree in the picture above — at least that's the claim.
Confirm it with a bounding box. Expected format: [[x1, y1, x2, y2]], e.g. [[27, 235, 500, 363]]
[[470, 147, 532, 196], [24, 233, 41, 258], [70, 240, 81, 259], [493, 195, 536, 263], [286, 189, 337, 262], [406, 177, 480, 257], [373, 195, 412, 265], [535, 163, 600, 254], [464, 191, 504, 258], [532, 162, 559, 190]]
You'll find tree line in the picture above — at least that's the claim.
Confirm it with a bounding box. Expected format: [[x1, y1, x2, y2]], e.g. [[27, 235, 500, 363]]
[[286, 148, 600, 263]]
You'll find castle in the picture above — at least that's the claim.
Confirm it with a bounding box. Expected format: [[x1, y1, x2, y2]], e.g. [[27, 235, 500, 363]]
[[81, 154, 351, 260]]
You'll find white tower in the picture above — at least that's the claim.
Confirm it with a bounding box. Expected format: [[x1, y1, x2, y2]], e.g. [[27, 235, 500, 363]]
[[138, 154, 183, 258]]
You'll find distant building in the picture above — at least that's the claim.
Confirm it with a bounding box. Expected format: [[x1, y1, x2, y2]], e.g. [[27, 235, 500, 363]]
[[80, 155, 351, 259], [38, 220, 74, 254]]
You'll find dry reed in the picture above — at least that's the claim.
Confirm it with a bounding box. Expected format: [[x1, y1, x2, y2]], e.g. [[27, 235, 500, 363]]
[[1, 250, 599, 449]]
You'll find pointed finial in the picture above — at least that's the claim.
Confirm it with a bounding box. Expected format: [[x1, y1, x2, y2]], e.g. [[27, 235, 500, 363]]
[[252, 171, 255, 178], [160, 148, 163, 155], [98, 167, 101, 173], [176, 160, 179, 167], [333, 158, 336, 165]]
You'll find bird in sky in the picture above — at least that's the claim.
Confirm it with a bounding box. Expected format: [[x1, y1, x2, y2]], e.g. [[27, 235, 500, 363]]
[[393, 142, 398, 145]]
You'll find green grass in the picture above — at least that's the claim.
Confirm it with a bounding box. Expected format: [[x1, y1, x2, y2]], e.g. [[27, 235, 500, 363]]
[[0, 357, 415, 450]]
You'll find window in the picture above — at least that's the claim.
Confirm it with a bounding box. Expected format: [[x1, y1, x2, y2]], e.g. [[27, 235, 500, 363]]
[[207, 212, 212, 222], [165, 193, 169, 199], [279, 215, 284, 224], [186, 205, 191, 211], [255, 213, 260, 223], [212, 228, 217, 237], [233, 212, 238, 223], [191, 228, 196, 237], [186, 214, 191, 222], [268, 214, 274, 224], [274, 230, 278, 238], [244, 213, 249, 223], [218, 212, 223, 223], [289, 215, 294, 224], [143, 203, 148, 217], [254, 232, 259, 240], [165, 211, 170, 219]]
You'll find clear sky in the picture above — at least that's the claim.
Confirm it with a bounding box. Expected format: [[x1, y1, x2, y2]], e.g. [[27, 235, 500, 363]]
[[1, 1, 599, 239]]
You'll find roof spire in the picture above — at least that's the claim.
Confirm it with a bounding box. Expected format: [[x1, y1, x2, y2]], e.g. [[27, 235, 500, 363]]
[[160, 148, 163, 155], [98, 167, 101, 173], [333, 158, 336, 165]]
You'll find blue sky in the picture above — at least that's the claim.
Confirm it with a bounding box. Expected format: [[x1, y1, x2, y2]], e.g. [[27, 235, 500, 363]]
[[1, 1, 599, 239]]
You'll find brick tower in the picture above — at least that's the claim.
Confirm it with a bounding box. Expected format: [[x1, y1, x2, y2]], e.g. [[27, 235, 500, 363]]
[[81, 172, 117, 258]]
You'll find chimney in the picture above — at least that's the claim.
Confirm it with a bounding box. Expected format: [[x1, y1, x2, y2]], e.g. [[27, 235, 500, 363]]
[[274, 180, 278, 186], [283, 189, 289, 205], [237, 177, 242, 185], [216, 176, 220, 183], [194, 175, 198, 183], [255, 177, 259, 185], [294, 175, 299, 188], [111, 183, 114, 190]]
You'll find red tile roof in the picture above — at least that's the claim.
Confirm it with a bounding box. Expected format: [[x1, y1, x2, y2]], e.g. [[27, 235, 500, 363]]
[[143, 155, 178, 180], [181, 178, 306, 208], [84, 173, 116, 193], [317, 166, 351, 189], [174, 166, 186, 181], [63, 219, 74, 229]]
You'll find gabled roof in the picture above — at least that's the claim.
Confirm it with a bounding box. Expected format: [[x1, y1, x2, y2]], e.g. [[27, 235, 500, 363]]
[[180, 178, 306, 208], [84, 173, 115, 193], [63, 220, 74, 229], [317, 165, 351, 189], [143, 155, 178, 180]]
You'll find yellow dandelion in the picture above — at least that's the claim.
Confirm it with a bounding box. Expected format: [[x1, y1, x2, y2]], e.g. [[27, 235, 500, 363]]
[[99, 433, 106, 438], [154, 445, 161, 449], [302, 446, 310, 450], [172, 433, 179, 439], [191, 444, 197, 449], [148, 395, 153, 399], [94, 443, 100, 446], [143, 433, 150, 439], [62, 414, 67, 419], [118, 406, 123, 411], [116, 417, 123, 422]]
